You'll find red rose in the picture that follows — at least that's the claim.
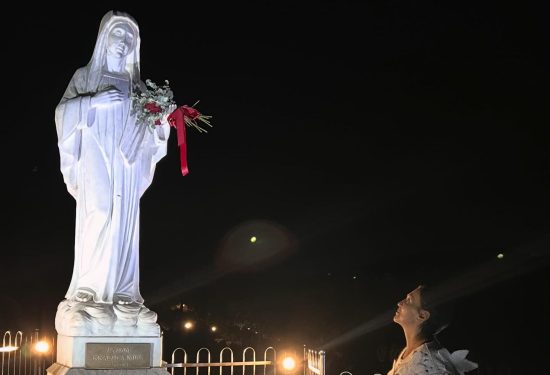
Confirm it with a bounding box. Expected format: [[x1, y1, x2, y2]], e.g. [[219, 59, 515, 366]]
[[144, 102, 162, 114]]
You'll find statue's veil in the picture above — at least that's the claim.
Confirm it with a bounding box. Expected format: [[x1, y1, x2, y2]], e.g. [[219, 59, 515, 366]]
[[85, 10, 141, 92]]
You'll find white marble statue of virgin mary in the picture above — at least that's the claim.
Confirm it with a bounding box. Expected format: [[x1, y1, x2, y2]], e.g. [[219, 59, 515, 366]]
[[55, 10, 170, 308]]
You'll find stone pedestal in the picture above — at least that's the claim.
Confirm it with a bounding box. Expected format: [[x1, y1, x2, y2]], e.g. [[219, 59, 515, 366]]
[[47, 335, 168, 375]]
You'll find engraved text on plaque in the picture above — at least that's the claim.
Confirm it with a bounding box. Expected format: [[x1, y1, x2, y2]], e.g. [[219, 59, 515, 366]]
[[85, 343, 151, 369]]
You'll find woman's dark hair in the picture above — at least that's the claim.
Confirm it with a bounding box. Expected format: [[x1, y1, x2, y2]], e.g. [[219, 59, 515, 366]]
[[417, 284, 454, 346]]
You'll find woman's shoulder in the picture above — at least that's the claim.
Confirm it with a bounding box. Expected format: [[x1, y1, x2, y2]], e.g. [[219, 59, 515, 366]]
[[409, 343, 457, 374], [390, 343, 477, 375], [433, 346, 478, 374]]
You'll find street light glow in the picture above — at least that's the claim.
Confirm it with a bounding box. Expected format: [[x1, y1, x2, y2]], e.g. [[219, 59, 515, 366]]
[[282, 356, 296, 371], [183, 321, 194, 330], [250, 236, 257, 243], [34, 341, 49, 353], [210, 325, 217, 332]]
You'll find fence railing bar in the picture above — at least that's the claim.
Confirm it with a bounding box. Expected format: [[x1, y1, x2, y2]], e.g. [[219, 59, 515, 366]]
[[167, 361, 273, 368]]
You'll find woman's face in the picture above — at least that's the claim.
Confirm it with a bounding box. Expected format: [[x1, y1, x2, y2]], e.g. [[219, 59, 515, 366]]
[[106, 23, 135, 58], [393, 286, 426, 328]]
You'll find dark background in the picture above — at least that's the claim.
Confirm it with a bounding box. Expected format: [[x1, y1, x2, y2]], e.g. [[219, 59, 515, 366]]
[[1, 1, 549, 374]]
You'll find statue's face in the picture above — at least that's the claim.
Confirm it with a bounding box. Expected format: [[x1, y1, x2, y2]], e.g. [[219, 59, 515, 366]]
[[106, 23, 135, 58]]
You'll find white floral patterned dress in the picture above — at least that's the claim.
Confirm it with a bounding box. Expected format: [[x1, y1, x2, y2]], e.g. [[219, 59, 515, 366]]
[[387, 343, 459, 375]]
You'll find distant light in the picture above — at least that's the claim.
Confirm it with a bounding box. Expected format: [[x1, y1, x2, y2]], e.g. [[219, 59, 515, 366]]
[[247, 327, 251, 330], [0, 346, 19, 353], [211, 325, 217, 332], [183, 321, 194, 330], [250, 236, 257, 243], [497, 253, 504, 259], [282, 356, 296, 371], [353, 275, 357, 280], [35, 341, 49, 353]]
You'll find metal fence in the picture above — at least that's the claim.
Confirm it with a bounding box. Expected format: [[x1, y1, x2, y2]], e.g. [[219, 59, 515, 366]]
[[305, 349, 325, 375], [168, 346, 277, 375], [2, 330, 354, 375], [304, 348, 352, 375], [168, 346, 353, 375], [1, 331, 55, 375]]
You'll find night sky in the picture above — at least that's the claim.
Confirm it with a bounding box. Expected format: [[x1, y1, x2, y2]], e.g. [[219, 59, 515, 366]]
[[1, 1, 549, 373]]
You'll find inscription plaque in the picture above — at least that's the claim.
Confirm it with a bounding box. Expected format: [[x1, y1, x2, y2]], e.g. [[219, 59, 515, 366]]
[[85, 343, 151, 369]]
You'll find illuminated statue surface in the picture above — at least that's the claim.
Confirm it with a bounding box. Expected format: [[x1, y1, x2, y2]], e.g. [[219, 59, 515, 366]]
[[54, 10, 169, 336]]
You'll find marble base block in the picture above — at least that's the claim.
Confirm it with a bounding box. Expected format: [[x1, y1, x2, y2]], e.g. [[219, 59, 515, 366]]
[[54, 335, 163, 369]]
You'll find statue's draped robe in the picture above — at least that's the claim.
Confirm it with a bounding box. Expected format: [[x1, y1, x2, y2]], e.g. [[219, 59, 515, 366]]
[[55, 67, 169, 304]]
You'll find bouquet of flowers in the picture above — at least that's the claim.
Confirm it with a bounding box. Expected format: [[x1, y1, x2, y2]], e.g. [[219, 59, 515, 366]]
[[131, 79, 176, 128], [131, 78, 213, 176], [131, 79, 212, 132]]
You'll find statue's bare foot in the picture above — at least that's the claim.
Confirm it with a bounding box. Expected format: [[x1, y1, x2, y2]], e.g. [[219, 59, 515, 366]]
[[114, 295, 133, 305], [74, 290, 94, 302]]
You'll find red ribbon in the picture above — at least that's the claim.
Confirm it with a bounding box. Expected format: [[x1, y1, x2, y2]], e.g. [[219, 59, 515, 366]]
[[167, 105, 201, 176]]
